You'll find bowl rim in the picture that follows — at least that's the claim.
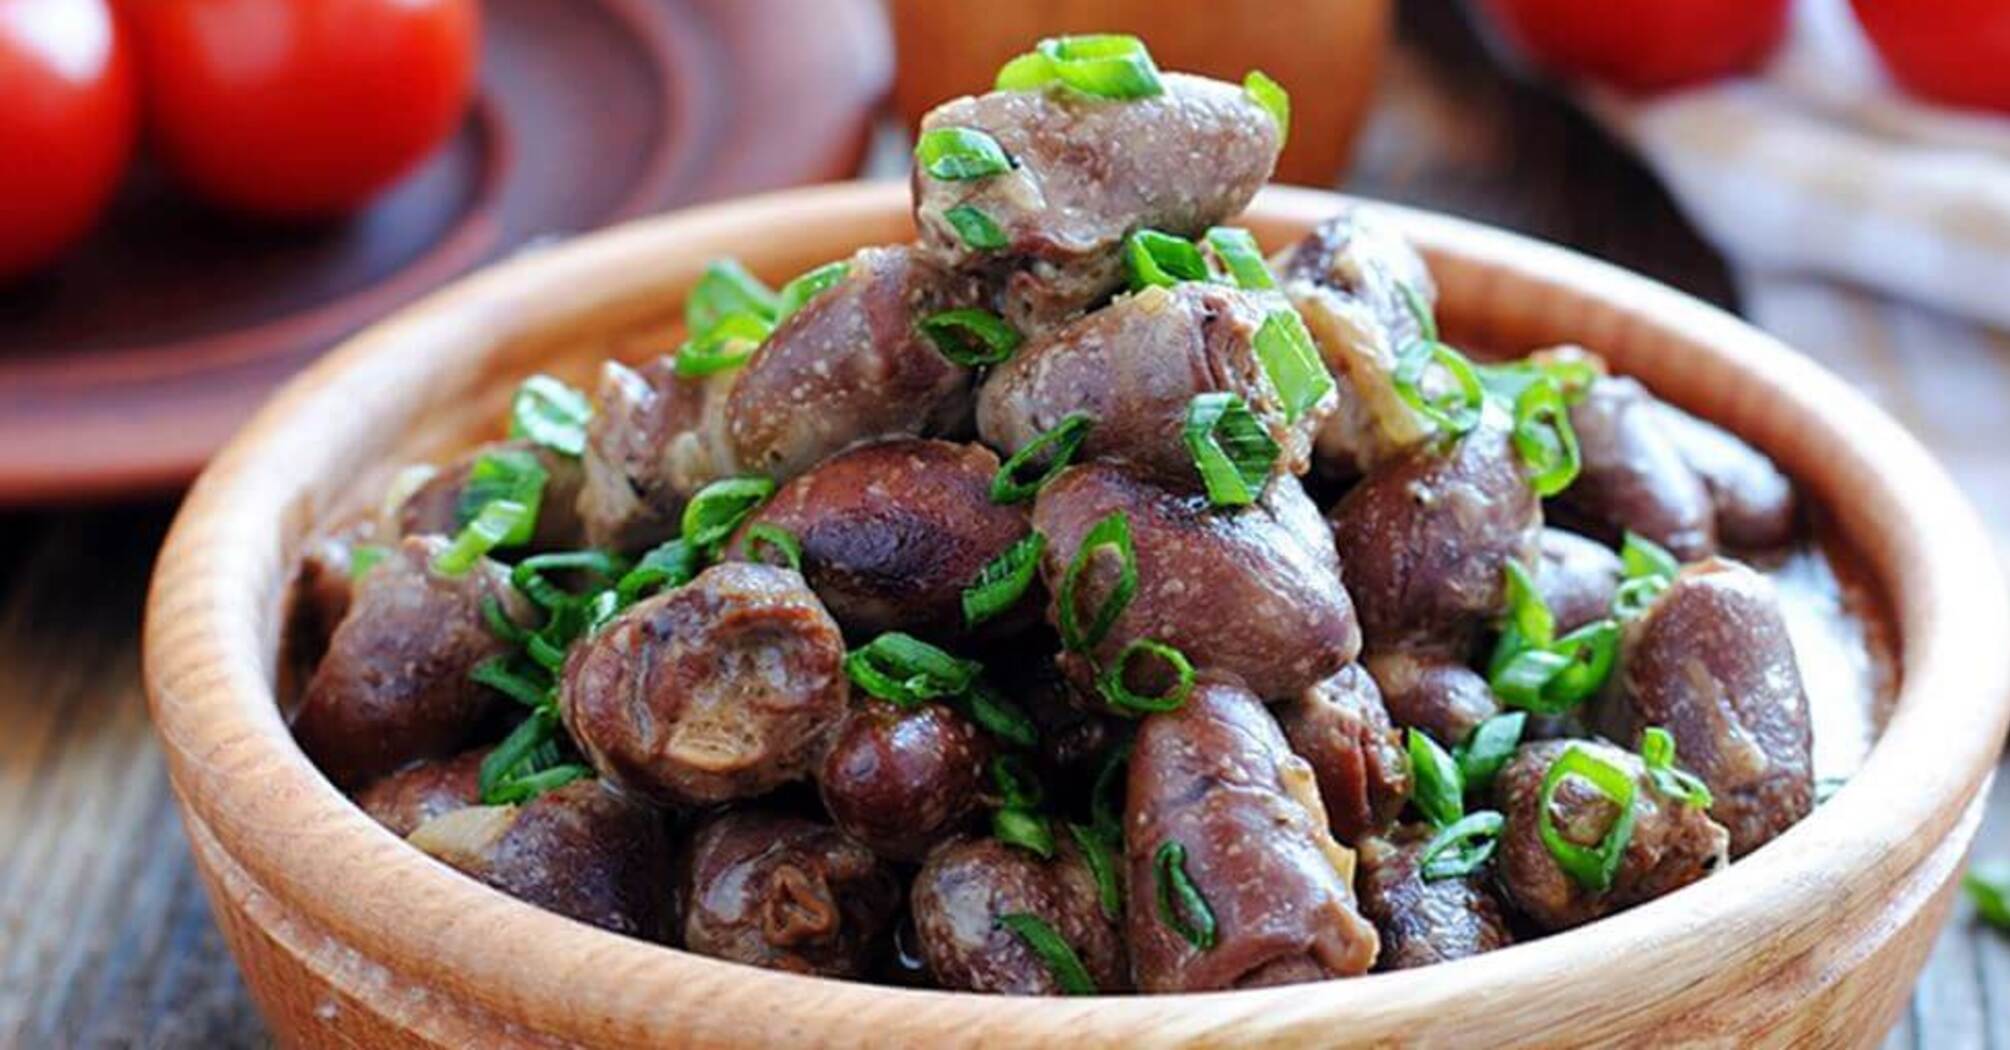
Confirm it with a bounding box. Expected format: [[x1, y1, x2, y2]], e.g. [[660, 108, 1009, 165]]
[[143, 181, 2010, 1046]]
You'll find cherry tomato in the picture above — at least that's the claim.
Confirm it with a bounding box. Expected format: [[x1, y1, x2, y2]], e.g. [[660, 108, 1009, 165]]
[[1852, 0, 2010, 114], [121, 0, 480, 219], [1478, 0, 1791, 94], [0, 0, 137, 279]]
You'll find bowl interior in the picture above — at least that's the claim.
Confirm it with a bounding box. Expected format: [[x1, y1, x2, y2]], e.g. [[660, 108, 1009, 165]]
[[145, 182, 2010, 1047]]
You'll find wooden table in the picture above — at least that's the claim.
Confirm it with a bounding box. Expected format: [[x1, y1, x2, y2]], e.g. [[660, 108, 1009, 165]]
[[2, 4, 2004, 1045]]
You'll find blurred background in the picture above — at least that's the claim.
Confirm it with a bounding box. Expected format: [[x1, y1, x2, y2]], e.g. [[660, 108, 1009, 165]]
[[1, 0, 2006, 1044]]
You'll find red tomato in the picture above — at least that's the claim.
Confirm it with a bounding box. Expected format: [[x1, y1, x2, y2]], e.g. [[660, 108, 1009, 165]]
[[0, 0, 137, 279], [121, 0, 479, 219], [1852, 0, 2010, 114], [1479, 0, 1792, 94]]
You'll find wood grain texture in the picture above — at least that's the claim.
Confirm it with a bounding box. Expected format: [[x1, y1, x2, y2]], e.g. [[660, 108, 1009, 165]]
[[135, 178, 2009, 1047], [6, 7, 2008, 1045]]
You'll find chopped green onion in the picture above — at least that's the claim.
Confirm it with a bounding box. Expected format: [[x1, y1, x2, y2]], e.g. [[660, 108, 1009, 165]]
[[686, 258, 779, 334], [1407, 729, 1465, 828], [511, 550, 627, 612], [996, 913, 1095, 994], [1454, 712, 1527, 796], [1488, 561, 1619, 712], [1097, 638, 1195, 715], [1966, 861, 2010, 931], [1639, 727, 1714, 809], [995, 34, 1165, 100], [739, 522, 802, 572], [432, 500, 530, 577], [1613, 532, 1680, 618], [675, 311, 772, 377], [991, 753, 1045, 811], [1398, 281, 1438, 344], [1057, 510, 1137, 652], [508, 375, 593, 458], [963, 532, 1045, 628], [944, 204, 1007, 251], [469, 655, 552, 709], [1125, 229, 1208, 291], [1419, 810, 1505, 881], [1091, 737, 1132, 839], [1203, 227, 1274, 290], [479, 706, 561, 804], [915, 127, 1013, 181], [962, 682, 1038, 749], [1068, 822, 1124, 920], [457, 449, 548, 547], [1512, 377, 1582, 496], [994, 807, 1054, 857], [1479, 357, 1600, 406], [1502, 561, 1555, 648], [1253, 309, 1334, 424], [485, 763, 591, 805], [1537, 619, 1621, 706], [991, 412, 1094, 504], [1242, 70, 1290, 147], [1182, 392, 1280, 507], [614, 538, 701, 606], [844, 632, 982, 707], [682, 476, 775, 553], [1537, 745, 1639, 893], [482, 595, 530, 646], [1153, 841, 1216, 950], [1394, 341, 1485, 436], [776, 260, 851, 323], [918, 308, 1022, 367], [349, 544, 390, 581]]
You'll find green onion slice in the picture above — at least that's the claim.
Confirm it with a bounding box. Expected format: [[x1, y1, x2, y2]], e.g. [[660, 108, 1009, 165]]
[[1407, 728, 1466, 828], [1638, 727, 1714, 809], [963, 532, 1045, 629], [1512, 377, 1583, 497], [511, 550, 627, 612], [614, 538, 701, 606], [915, 127, 1013, 181], [1203, 226, 1275, 290], [1967, 861, 2010, 931], [1537, 745, 1639, 893], [1612, 532, 1680, 618], [1097, 638, 1195, 715], [1253, 309, 1335, 424], [432, 500, 530, 577], [776, 260, 851, 323], [675, 311, 772, 377], [1057, 510, 1137, 652], [739, 522, 802, 572], [996, 913, 1095, 994], [682, 476, 775, 553], [457, 449, 549, 547], [995, 34, 1165, 100], [1242, 70, 1290, 147], [1091, 736, 1133, 839], [994, 807, 1055, 858], [918, 308, 1022, 367], [469, 655, 552, 709], [1490, 620, 1619, 715], [961, 682, 1038, 749], [509, 376, 593, 458], [844, 632, 982, 707], [1394, 340, 1485, 436], [1182, 392, 1280, 507], [485, 762, 591, 806], [1502, 560, 1555, 648], [1068, 822, 1125, 920], [1419, 810, 1505, 881], [1454, 712, 1527, 797], [1124, 229, 1209, 291], [1398, 281, 1438, 344], [687, 258, 779, 334], [1153, 841, 1217, 950], [348, 544, 390, 581], [944, 204, 1007, 251], [478, 706, 583, 805], [991, 412, 1094, 504], [482, 595, 530, 646], [991, 753, 1046, 811]]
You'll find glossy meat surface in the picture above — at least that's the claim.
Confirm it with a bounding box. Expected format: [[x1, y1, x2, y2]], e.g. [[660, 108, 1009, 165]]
[[914, 73, 1281, 334], [561, 563, 849, 806], [911, 835, 1129, 995], [1652, 401, 1798, 550], [397, 438, 586, 552], [1274, 664, 1410, 845], [1536, 527, 1622, 634], [730, 439, 1032, 641], [1360, 649, 1501, 745], [354, 749, 483, 838], [680, 810, 901, 978], [818, 700, 993, 863], [576, 356, 736, 552], [1125, 678, 1377, 991], [1034, 464, 1358, 701], [1356, 824, 1514, 970], [1559, 374, 1717, 561], [293, 536, 528, 789]]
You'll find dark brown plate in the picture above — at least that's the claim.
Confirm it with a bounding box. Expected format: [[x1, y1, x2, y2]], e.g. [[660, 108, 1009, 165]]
[[0, 0, 889, 505]]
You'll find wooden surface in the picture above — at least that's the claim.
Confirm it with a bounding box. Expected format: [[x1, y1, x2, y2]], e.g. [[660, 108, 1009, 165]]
[[0, 0, 890, 506], [3, 3, 2007, 1046]]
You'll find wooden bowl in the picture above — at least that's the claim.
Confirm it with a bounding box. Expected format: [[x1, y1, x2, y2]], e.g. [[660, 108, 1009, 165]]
[[143, 182, 2010, 1048]]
